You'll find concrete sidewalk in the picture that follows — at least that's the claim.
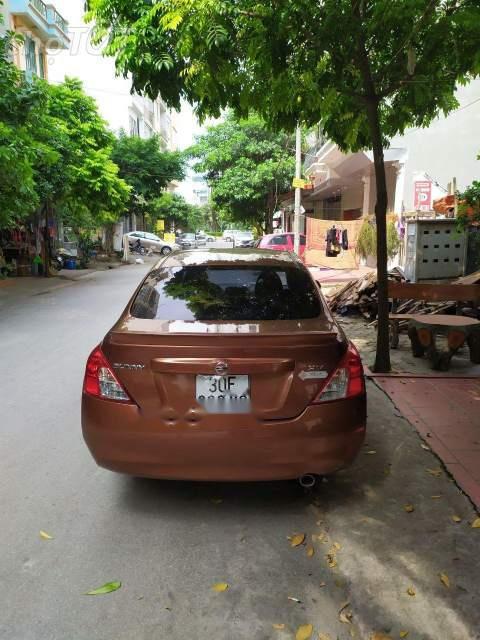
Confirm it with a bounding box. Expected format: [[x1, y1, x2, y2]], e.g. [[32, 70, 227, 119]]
[[373, 376, 480, 509]]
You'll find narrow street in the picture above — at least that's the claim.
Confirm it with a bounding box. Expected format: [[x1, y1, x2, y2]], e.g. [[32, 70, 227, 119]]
[[1, 265, 479, 640]]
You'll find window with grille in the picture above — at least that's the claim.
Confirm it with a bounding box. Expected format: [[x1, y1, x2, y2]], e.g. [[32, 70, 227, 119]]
[[38, 51, 46, 79], [25, 37, 37, 77]]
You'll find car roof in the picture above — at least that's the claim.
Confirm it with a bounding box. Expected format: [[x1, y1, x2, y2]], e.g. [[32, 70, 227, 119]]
[[261, 232, 305, 239], [159, 248, 301, 269]]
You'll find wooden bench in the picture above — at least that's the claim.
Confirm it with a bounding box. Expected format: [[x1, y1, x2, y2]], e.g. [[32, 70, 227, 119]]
[[388, 281, 480, 348]]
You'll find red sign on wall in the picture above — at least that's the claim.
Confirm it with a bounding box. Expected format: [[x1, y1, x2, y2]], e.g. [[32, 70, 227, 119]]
[[414, 181, 432, 211]]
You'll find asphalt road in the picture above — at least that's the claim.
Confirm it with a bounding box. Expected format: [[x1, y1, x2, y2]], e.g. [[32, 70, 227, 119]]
[[1, 262, 479, 640]]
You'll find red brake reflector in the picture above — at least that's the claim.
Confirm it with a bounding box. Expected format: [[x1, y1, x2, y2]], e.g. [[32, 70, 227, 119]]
[[83, 345, 133, 403], [312, 342, 365, 403]]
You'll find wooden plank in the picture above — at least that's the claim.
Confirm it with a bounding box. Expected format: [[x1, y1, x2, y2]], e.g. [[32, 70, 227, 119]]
[[388, 282, 480, 304]]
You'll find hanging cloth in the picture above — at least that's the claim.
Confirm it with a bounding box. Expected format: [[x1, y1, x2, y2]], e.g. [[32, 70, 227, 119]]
[[342, 229, 349, 250]]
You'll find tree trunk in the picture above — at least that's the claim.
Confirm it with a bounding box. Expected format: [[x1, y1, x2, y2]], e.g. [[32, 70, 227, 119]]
[[264, 192, 274, 234], [104, 224, 114, 254], [42, 203, 51, 278], [365, 98, 391, 373], [351, 0, 391, 373]]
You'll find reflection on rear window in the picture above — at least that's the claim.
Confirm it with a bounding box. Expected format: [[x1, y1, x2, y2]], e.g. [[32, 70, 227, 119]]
[[131, 266, 322, 321]]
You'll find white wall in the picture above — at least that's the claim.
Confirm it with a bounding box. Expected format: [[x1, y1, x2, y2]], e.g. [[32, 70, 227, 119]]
[[391, 79, 480, 211], [341, 182, 363, 212]]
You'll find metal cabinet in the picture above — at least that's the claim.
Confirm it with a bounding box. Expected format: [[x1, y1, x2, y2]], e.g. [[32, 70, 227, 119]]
[[404, 219, 466, 282]]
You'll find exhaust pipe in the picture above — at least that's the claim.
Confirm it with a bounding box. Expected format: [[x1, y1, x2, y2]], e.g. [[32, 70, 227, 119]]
[[298, 474, 316, 489]]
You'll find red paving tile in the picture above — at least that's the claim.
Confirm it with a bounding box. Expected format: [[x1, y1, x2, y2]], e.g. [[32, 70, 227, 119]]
[[373, 376, 480, 510]]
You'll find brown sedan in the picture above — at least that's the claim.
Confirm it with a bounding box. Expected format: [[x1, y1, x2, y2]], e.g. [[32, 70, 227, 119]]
[[82, 249, 366, 482]]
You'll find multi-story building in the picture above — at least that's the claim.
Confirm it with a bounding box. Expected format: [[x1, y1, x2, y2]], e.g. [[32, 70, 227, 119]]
[[128, 93, 178, 150], [303, 79, 480, 221], [1, 0, 70, 80]]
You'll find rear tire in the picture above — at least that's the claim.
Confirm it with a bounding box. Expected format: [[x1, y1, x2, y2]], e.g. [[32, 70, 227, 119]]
[[161, 246, 172, 256]]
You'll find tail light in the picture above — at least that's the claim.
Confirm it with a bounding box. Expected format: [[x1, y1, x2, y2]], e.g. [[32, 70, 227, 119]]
[[312, 343, 365, 403], [83, 345, 133, 403]]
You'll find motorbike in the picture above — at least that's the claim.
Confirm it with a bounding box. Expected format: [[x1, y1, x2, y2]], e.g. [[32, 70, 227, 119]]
[[130, 240, 146, 255]]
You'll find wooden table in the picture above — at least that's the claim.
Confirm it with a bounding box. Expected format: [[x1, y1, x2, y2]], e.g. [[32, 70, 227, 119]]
[[408, 314, 480, 371]]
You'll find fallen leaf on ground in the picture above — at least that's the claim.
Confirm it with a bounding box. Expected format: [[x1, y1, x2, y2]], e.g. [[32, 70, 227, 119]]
[[404, 504, 415, 513], [471, 517, 480, 528], [366, 450, 377, 455], [289, 533, 306, 547], [439, 573, 450, 588], [85, 581, 121, 596], [371, 633, 393, 640], [426, 468, 442, 477], [295, 624, 313, 640], [333, 542, 341, 550], [406, 587, 416, 597], [288, 596, 302, 603], [326, 553, 337, 568], [451, 515, 462, 523], [339, 602, 353, 624], [431, 495, 442, 499], [39, 530, 53, 540], [137, 596, 144, 600], [399, 633, 409, 638], [319, 581, 326, 587], [272, 623, 285, 630], [212, 582, 229, 592], [420, 444, 430, 451], [306, 545, 315, 557], [315, 531, 328, 544]]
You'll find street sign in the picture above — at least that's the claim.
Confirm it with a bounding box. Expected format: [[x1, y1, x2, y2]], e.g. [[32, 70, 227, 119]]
[[164, 233, 176, 244], [292, 178, 306, 189], [156, 219, 165, 232], [414, 181, 432, 211]]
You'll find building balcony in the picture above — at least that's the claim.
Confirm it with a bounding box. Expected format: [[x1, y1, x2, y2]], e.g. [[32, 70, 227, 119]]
[[10, 0, 70, 49]]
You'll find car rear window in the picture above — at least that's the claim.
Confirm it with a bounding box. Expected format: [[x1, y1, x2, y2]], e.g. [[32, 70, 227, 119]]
[[131, 265, 322, 321]]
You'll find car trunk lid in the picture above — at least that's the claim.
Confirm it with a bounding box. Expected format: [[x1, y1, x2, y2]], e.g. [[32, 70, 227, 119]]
[[102, 318, 345, 421]]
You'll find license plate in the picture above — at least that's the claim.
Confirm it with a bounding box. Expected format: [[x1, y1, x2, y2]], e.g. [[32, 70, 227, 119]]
[[196, 375, 250, 413]]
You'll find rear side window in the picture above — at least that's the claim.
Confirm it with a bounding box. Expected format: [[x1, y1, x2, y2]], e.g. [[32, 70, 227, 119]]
[[269, 235, 287, 246], [131, 265, 322, 321]]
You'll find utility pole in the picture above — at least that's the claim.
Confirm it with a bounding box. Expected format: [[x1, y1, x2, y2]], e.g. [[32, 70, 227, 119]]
[[293, 124, 302, 255]]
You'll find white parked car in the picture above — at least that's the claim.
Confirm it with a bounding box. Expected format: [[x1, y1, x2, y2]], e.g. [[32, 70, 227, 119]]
[[222, 229, 235, 242], [232, 230, 255, 247], [125, 231, 174, 255]]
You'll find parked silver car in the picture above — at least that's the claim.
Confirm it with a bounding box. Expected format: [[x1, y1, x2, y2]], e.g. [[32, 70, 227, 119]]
[[177, 233, 198, 249], [125, 232, 174, 255]]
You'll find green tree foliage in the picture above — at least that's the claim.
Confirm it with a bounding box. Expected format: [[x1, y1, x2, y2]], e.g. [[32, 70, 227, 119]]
[[356, 218, 401, 261], [0, 20, 129, 231], [151, 192, 191, 230], [0, 32, 41, 227], [151, 192, 207, 233], [38, 78, 130, 230], [457, 176, 480, 229], [189, 114, 295, 232], [86, 0, 480, 371], [112, 133, 185, 201], [111, 133, 185, 230]]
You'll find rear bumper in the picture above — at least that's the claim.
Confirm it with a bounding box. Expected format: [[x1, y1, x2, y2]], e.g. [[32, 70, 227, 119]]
[[81, 395, 366, 481]]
